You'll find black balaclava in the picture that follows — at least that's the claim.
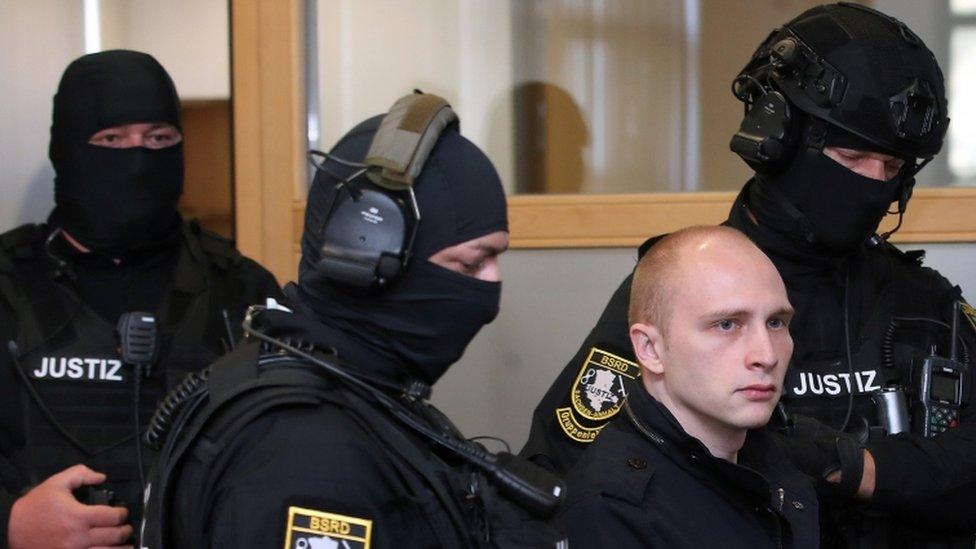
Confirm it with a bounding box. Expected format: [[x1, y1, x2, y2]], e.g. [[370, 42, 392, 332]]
[[752, 123, 905, 255], [297, 116, 508, 385], [48, 50, 184, 255]]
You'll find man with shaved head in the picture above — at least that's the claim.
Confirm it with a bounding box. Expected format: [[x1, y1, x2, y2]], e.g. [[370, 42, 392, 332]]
[[526, 5, 976, 546], [558, 226, 817, 549]]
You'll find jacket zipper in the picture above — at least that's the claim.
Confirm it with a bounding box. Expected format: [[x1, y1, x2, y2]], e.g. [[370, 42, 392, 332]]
[[770, 488, 785, 549], [624, 400, 665, 446]]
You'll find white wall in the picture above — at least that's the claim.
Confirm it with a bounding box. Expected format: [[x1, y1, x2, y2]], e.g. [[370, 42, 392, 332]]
[[0, 1, 85, 232], [99, 0, 230, 99]]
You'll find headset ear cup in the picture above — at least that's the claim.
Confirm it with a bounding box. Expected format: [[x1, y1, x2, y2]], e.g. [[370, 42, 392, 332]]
[[730, 90, 796, 172], [315, 185, 412, 288], [376, 254, 404, 285], [307, 92, 457, 289]]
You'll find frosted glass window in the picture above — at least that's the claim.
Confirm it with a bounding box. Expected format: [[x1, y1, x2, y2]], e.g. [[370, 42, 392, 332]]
[[311, 0, 969, 194], [949, 26, 976, 184], [311, 0, 832, 195], [951, 0, 976, 15]]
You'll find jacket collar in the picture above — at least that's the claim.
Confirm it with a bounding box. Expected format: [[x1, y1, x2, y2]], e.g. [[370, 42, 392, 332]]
[[623, 381, 776, 499]]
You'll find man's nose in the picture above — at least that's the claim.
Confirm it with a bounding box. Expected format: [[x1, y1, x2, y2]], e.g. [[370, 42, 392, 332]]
[[858, 158, 887, 181], [747, 327, 779, 370]]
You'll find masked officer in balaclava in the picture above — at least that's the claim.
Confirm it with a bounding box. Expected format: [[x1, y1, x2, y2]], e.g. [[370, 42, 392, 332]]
[[0, 50, 281, 549], [523, 4, 976, 547], [139, 93, 565, 549]]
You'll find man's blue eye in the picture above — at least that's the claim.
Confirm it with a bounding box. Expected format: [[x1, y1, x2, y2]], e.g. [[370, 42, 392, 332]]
[[717, 320, 735, 331]]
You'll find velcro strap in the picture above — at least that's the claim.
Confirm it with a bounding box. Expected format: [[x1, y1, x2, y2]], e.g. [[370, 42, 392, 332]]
[[365, 93, 457, 190]]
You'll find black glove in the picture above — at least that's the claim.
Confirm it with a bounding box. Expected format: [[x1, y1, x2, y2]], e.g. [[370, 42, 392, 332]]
[[782, 414, 865, 498]]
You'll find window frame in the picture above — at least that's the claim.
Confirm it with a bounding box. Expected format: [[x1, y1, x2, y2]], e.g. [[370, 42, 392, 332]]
[[232, 0, 976, 281]]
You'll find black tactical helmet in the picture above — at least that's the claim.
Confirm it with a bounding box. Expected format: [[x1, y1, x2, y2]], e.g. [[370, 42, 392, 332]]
[[732, 2, 948, 165]]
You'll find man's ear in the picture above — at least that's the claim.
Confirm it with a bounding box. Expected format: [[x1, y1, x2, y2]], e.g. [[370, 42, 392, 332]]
[[630, 322, 665, 375]]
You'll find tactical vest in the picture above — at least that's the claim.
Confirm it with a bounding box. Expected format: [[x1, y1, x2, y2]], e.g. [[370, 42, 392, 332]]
[[780, 248, 968, 436], [777, 247, 974, 549], [141, 341, 485, 549], [0, 222, 247, 524]]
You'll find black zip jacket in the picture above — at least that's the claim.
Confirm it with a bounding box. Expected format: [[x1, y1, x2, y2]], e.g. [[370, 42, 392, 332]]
[[558, 382, 819, 549]]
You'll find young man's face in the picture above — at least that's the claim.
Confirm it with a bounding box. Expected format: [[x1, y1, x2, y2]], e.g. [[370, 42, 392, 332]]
[[637, 242, 794, 440]]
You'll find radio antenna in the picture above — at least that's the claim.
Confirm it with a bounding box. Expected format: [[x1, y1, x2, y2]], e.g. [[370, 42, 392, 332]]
[[950, 301, 960, 362]]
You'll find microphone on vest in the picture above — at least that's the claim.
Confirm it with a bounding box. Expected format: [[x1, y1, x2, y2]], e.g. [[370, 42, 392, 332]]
[[117, 312, 159, 377], [117, 312, 159, 503]]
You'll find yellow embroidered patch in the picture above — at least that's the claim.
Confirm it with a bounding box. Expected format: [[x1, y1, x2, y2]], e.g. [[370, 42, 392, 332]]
[[283, 506, 372, 549], [555, 406, 606, 443], [557, 347, 641, 443], [960, 301, 976, 335]]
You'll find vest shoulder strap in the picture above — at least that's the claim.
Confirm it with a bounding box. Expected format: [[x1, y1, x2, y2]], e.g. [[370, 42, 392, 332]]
[[184, 220, 242, 271], [0, 224, 74, 348], [146, 342, 338, 547], [880, 242, 960, 319], [0, 224, 44, 257], [146, 342, 474, 548], [339, 390, 473, 548]]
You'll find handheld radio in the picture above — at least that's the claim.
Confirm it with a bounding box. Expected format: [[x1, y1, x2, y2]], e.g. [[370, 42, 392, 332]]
[[911, 302, 967, 437]]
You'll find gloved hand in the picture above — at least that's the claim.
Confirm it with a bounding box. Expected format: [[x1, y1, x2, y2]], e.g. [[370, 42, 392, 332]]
[[781, 413, 865, 498]]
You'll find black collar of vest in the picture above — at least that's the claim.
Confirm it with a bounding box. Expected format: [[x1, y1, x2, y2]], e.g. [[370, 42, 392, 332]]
[[168, 222, 210, 295]]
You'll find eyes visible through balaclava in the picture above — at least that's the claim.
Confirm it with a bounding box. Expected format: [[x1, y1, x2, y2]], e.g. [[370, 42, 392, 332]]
[[48, 50, 184, 254]]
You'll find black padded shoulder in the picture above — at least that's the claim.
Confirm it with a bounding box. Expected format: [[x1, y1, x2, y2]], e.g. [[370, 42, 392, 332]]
[[184, 220, 243, 270], [875, 240, 960, 299], [874, 238, 925, 265], [585, 430, 657, 507], [0, 224, 45, 260]]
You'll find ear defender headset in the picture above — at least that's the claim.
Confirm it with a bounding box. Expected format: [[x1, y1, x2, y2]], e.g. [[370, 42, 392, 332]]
[[729, 28, 846, 172], [307, 91, 458, 288]]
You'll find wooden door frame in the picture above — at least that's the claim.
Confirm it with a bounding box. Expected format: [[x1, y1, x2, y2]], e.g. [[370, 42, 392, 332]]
[[230, 0, 305, 284]]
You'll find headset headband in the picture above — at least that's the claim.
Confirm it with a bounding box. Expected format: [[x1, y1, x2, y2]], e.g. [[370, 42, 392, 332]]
[[305, 92, 458, 288], [365, 92, 458, 191]]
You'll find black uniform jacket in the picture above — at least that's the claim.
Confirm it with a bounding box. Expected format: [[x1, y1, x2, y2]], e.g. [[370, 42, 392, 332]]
[[558, 382, 819, 549], [150, 305, 557, 549], [0, 221, 281, 545], [522, 181, 976, 541]]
